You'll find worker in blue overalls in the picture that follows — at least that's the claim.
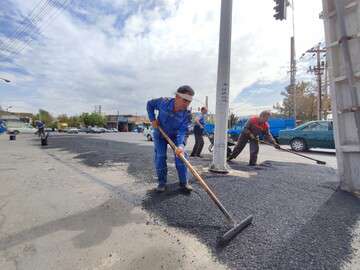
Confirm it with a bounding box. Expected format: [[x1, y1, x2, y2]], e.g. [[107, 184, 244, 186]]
[[35, 120, 45, 137], [190, 106, 208, 157], [146, 85, 194, 192]]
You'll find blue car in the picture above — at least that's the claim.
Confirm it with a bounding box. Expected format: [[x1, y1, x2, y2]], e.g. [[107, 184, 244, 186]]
[[278, 120, 335, 151], [0, 120, 6, 134]]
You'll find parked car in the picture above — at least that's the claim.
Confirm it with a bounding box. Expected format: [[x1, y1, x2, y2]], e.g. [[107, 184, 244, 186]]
[[78, 127, 88, 133], [143, 127, 154, 141], [0, 120, 7, 134], [7, 124, 37, 134], [86, 127, 102, 133], [67, 128, 79, 134], [278, 120, 335, 151]]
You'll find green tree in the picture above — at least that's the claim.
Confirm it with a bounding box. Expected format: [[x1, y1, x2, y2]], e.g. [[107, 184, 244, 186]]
[[80, 112, 105, 127], [68, 116, 81, 128], [228, 113, 239, 128], [273, 81, 329, 122], [57, 114, 69, 123], [32, 109, 54, 126]]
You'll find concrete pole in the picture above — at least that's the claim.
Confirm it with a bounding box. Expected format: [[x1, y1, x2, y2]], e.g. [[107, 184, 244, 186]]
[[290, 36, 296, 122], [316, 44, 322, 120], [290, 0, 296, 124], [210, 0, 233, 173]]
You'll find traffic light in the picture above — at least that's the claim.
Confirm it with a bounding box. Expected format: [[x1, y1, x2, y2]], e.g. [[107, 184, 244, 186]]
[[273, 0, 287, 21]]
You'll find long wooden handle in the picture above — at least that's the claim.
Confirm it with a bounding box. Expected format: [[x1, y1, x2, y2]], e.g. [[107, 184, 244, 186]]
[[259, 139, 326, 164], [157, 126, 234, 222]]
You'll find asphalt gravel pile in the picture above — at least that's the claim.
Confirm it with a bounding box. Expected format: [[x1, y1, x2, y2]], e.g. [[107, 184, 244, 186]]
[[41, 135, 360, 270]]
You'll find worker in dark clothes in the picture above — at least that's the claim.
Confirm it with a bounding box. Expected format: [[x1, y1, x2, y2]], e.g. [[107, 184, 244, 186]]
[[227, 110, 280, 166], [190, 106, 208, 157]]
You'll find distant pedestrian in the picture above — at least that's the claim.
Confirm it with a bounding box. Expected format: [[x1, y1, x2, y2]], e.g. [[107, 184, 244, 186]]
[[35, 120, 45, 137], [227, 110, 280, 166], [190, 107, 208, 157], [146, 85, 194, 192]]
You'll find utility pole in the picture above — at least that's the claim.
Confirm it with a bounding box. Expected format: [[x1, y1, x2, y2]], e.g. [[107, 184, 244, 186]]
[[305, 44, 326, 120], [210, 0, 233, 173], [289, 0, 296, 123], [117, 110, 120, 131], [205, 96, 208, 109], [290, 37, 296, 121]]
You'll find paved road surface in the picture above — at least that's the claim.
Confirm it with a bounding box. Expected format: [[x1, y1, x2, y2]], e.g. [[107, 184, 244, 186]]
[[0, 132, 358, 270]]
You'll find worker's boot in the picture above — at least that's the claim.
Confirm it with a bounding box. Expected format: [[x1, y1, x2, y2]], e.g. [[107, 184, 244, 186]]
[[179, 183, 193, 192], [156, 184, 166, 192]]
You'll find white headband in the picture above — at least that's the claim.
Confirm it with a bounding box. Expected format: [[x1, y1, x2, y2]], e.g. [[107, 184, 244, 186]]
[[176, 92, 193, 101]]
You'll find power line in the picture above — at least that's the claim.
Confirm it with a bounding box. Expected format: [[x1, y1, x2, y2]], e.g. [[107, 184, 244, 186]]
[[0, 0, 50, 55], [12, 0, 71, 57], [3, 1, 55, 56], [0, 0, 71, 59]]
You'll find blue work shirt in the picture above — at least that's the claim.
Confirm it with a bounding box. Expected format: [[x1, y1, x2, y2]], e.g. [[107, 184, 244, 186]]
[[147, 97, 191, 146], [36, 121, 45, 129], [194, 112, 206, 127]]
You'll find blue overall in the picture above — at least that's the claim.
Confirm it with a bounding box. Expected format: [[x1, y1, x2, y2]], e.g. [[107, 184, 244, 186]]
[[147, 97, 191, 186]]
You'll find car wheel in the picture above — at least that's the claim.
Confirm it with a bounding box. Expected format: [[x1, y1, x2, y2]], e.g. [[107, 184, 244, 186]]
[[290, 138, 307, 152], [147, 134, 152, 141], [14, 130, 19, 134]]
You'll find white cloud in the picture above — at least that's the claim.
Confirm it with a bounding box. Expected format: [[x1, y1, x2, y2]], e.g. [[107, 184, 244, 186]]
[[0, 0, 324, 116]]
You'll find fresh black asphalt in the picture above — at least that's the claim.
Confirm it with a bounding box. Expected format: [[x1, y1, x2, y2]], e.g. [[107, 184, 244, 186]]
[[39, 134, 360, 270]]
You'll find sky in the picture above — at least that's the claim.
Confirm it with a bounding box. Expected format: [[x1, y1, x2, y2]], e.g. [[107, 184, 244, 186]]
[[0, 0, 325, 117]]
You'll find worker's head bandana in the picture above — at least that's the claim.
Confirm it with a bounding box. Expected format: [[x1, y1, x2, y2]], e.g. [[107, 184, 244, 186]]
[[176, 92, 193, 102]]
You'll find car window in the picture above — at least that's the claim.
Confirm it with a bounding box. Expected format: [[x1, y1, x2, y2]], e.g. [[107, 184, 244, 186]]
[[302, 122, 329, 131]]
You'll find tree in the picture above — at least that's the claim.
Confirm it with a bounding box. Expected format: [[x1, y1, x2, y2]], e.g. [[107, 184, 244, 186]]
[[68, 116, 81, 128], [273, 81, 329, 122], [57, 114, 69, 123], [80, 112, 106, 127], [33, 109, 54, 126], [228, 113, 239, 128]]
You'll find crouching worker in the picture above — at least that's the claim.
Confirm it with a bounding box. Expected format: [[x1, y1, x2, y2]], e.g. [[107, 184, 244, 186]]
[[227, 110, 280, 166], [146, 85, 194, 192]]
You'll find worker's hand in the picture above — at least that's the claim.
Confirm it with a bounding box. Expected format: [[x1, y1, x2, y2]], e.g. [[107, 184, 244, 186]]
[[175, 146, 184, 157], [151, 120, 159, 129], [249, 133, 256, 140], [273, 143, 281, 149]]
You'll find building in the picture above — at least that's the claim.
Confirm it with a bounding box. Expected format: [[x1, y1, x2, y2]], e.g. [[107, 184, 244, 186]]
[[105, 114, 150, 132], [0, 111, 33, 124]]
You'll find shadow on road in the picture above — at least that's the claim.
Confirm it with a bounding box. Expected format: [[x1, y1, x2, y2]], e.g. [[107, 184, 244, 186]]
[[0, 198, 143, 251]]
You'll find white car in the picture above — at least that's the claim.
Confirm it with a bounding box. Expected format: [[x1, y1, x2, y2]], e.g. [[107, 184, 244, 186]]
[[7, 125, 37, 134], [143, 127, 154, 141], [67, 128, 79, 134]]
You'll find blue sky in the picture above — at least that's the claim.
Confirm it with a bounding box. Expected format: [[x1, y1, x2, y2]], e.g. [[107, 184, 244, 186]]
[[0, 0, 324, 116]]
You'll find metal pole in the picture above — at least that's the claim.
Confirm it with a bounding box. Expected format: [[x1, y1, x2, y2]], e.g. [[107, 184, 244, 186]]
[[291, 0, 297, 124], [290, 36, 296, 122], [316, 44, 322, 120], [210, 0, 233, 173]]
